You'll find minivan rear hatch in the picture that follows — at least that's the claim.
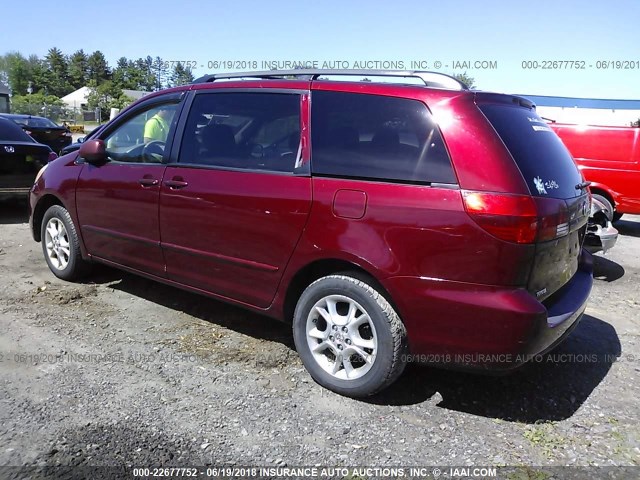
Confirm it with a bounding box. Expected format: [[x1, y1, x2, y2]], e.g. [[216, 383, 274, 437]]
[[477, 94, 589, 302]]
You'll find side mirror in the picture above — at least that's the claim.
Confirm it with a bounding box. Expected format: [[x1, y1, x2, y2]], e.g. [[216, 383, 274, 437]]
[[77, 137, 85, 144], [78, 139, 107, 164]]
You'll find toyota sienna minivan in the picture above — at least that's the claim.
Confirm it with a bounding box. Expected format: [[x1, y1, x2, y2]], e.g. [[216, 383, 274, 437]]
[[29, 70, 593, 397]]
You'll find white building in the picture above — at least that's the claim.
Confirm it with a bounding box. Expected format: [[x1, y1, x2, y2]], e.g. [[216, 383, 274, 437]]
[[61, 86, 151, 111]]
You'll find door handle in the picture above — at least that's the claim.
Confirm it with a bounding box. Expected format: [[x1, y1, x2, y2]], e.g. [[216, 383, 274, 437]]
[[139, 178, 159, 187], [164, 179, 189, 189]]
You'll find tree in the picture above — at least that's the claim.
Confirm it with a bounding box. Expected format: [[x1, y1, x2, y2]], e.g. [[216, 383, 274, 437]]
[[452, 72, 475, 89], [10, 92, 65, 119], [135, 57, 157, 91], [87, 51, 110, 85], [27, 54, 50, 94], [125, 59, 147, 91], [111, 57, 156, 91], [44, 47, 71, 97], [169, 62, 194, 87], [0, 55, 9, 86], [68, 50, 88, 90], [2, 52, 31, 94], [86, 80, 134, 121], [112, 56, 132, 89], [151, 56, 169, 91]]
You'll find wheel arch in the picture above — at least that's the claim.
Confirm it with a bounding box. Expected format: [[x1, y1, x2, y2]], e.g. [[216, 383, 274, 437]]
[[32, 194, 66, 242], [281, 258, 397, 324], [589, 183, 616, 207]]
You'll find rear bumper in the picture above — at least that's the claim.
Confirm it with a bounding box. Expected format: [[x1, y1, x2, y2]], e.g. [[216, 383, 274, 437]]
[[384, 251, 593, 370]]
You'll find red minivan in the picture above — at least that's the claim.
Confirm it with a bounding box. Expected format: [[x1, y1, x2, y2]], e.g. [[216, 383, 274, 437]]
[[29, 70, 593, 397], [550, 123, 640, 221]]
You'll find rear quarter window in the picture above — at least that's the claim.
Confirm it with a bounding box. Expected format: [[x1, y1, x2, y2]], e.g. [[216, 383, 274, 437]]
[[311, 91, 456, 184], [479, 104, 583, 199]]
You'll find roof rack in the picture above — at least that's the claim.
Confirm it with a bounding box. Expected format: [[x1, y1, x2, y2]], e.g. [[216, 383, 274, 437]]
[[192, 69, 469, 90]]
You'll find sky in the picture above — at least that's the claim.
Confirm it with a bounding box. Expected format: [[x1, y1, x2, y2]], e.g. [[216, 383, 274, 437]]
[[1, 0, 639, 99]]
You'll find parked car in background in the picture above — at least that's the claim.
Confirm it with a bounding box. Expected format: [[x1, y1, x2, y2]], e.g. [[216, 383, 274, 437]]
[[0, 117, 56, 200], [59, 124, 107, 156], [0, 114, 72, 154], [29, 70, 593, 398], [585, 195, 618, 254], [550, 122, 640, 222]]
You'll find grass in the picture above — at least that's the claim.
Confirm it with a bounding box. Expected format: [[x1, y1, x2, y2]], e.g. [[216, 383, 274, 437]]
[[522, 423, 567, 459]]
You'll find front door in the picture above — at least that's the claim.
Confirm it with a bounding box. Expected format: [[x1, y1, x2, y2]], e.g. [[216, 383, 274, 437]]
[[75, 98, 182, 277]]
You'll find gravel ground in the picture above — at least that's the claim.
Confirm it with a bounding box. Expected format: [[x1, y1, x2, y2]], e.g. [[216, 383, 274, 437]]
[[0, 200, 638, 478]]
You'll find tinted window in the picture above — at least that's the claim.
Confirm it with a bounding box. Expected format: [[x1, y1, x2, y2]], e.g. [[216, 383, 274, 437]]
[[311, 91, 456, 184], [23, 117, 59, 128], [479, 104, 583, 199], [0, 117, 34, 142], [179, 93, 300, 173], [103, 103, 179, 163]]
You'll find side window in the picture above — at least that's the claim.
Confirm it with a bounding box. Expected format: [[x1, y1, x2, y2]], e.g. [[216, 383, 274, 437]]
[[179, 92, 301, 172], [311, 91, 456, 184], [103, 103, 179, 163]]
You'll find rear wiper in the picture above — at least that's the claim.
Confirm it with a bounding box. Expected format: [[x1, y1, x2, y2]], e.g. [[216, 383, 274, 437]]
[[575, 181, 591, 190]]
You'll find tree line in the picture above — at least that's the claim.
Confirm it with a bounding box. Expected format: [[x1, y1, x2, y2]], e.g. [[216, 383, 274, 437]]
[[0, 48, 195, 119], [0, 48, 194, 96]]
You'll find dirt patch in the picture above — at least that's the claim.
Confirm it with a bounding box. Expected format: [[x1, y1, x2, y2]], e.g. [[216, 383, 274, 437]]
[[32, 282, 99, 305], [174, 324, 299, 369]]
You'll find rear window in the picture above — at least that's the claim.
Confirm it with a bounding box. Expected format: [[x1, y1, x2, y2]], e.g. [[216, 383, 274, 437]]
[[479, 104, 583, 199], [24, 117, 59, 128], [0, 118, 34, 142], [311, 91, 456, 184]]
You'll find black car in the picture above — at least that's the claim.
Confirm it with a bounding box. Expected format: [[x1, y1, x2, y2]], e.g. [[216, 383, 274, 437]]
[[0, 114, 72, 154], [59, 123, 107, 156], [0, 117, 56, 200]]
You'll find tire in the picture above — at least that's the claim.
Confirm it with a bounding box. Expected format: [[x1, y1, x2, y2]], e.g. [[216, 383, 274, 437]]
[[592, 193, 614, 222], [41, 205, 90, 281], [293, 274, 407, 397]]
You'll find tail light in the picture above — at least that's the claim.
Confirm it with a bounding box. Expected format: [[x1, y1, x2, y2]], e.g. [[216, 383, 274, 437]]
[[48, 152, 58, 162], [539, 218, 568, 240], [462, 190, 569, 244]]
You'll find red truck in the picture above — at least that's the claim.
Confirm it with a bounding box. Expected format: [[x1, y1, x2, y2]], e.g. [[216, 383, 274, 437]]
[[550, 123, 640, 221]]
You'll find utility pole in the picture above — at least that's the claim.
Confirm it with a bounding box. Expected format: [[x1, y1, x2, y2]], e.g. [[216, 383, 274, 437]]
[[27, 81, 33, 115]]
